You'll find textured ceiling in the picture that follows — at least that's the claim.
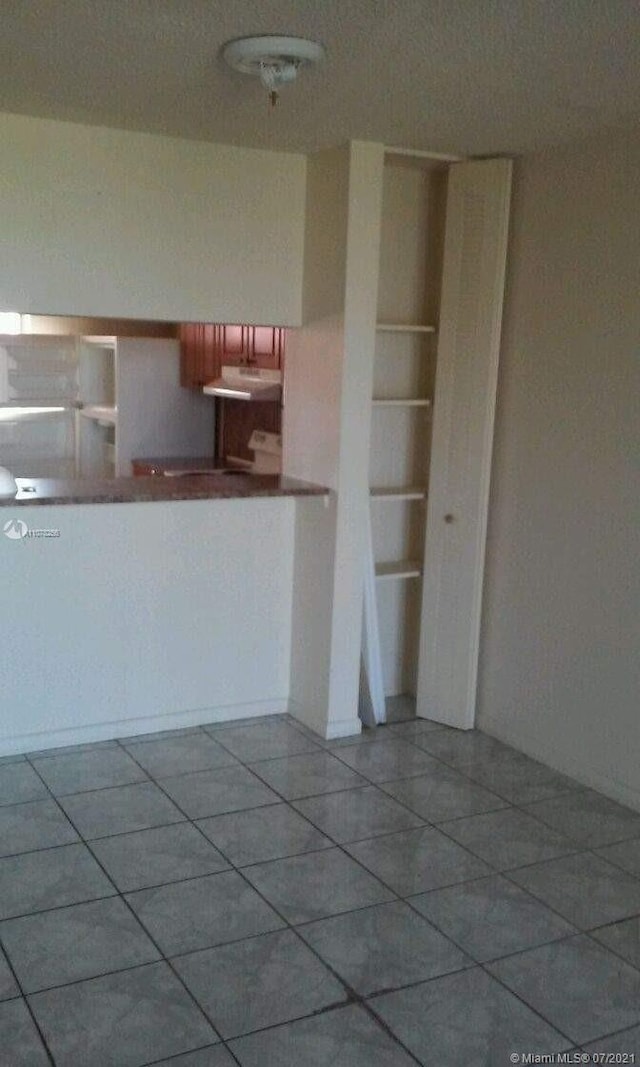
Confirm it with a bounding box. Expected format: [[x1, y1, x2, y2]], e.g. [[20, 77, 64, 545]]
[[1, 0, 639, 155]]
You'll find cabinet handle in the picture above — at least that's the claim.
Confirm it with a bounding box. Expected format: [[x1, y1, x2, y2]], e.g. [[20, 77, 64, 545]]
[[444, 513, 455, 524]]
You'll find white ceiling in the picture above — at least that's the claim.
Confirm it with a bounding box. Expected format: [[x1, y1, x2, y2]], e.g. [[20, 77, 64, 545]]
[[1, 0, 639, 156]]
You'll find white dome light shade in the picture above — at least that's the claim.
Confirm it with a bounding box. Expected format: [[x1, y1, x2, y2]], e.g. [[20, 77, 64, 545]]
[[223, 35, 325, 99]]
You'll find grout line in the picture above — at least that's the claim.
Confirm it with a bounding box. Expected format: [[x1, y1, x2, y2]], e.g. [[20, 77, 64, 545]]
[[582, 924, 640, 971], [71, 813, 188, 842], [138, 1040, 236, 1067], [17, 756, 225, 1050], [11, 738, 601, 913], [223, 747, 640, 961], [6, 718, 640, 1066], [223, 840, 335, 870], [207, 769, 496, 1003], [401, 869, 582, 937], [12, 712, 295, 763], [430, 817, 584, 870], [209, 724, 325, 762], [11, 740, 640, 904], [118, 739, 422, 1059], [0, 814, 189, 862], [22, 743, 120, 762], [476, 959, 578, 1047], [225, 1001, 423, 1065], [401, 892, 583, 965], [0, 945, 57, 1066], [589, 845, 640, 878], [23, 749, 152, 792], [496, 849, 640, 933], [0, 889, 121, 926], [116, 747, 363, 952], [356, 931, 577, 1053], [14, 958, 165, 999], [236, 818, 427, 861], [576, 1018, 640, 1052], [320, 733, 583, 820], [117, 727, 210, 747], [122, 734, 475, 1065], [357, 998, 430, 1066], [348, 998, 428, 1067], [112, 744, 253, 871]]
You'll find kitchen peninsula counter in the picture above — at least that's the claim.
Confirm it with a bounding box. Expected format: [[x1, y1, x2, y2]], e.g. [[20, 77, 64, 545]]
[[1, 470, 333, 757], [2, 473, 328, 508]]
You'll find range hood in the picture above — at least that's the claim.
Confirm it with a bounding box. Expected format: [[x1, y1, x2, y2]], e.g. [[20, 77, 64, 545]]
[[203, 366, 282, 402]]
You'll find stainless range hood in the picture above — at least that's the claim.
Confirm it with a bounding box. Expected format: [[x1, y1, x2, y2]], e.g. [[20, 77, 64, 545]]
[[203, 366, 282, 402]]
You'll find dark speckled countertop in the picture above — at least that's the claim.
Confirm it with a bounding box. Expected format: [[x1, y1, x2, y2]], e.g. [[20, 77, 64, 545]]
[[1, 474, 329, 507], [132, 456, 220, 474]]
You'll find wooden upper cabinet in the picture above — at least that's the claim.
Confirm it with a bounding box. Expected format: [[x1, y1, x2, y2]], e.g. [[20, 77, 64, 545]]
[[202, 322, 217, 382], [180, 323, 284, 388], [249, 326, 283, 369], [179, 322, 196, 387], [179, 321, 213, 388], [218, 324, 246, 363], [218, 324, 283, 370]]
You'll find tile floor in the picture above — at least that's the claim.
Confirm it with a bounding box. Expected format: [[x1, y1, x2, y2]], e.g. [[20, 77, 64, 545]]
[[2, 709, 640, 1065]]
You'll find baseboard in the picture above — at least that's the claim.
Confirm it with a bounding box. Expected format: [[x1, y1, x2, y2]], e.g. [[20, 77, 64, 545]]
[[288, 700, 362, 742], [287, 699, 326, 739], [481, 718, 640, 815], [325, 717, 363, 741], [0, 699, 289, 757]]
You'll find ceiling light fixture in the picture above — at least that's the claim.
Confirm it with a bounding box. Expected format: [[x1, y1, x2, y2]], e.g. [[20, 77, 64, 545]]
[[222, 35, 326, 108]]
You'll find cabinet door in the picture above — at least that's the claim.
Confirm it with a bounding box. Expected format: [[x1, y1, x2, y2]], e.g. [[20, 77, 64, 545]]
[[218, 324, 247, 365], [194, 323, 206, 385], [417, 158, 512, 729], [181, 323, 284, 383], [251, 326, 284, 369], [202, 322, 218, 383], [181, 322, 218, 387], [217, 325, 284, 369], [179, 323, 198, 388]]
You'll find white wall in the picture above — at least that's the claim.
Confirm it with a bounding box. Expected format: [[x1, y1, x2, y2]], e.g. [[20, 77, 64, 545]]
[[284, 147, 348, 735], [115, 338, 213, 474], [283, 317, 344, 490], [477, 130, 640, 810], [283, 146, 349, 490], [0, 497, 294, 753], [0, 112, 306, 325], [284, 142, 384, 738], [327, 142, 385, 730], [288, 496, 337, 736]]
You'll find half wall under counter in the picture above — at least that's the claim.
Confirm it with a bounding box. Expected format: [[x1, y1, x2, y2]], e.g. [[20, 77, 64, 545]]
[[0, 474, 330, 755]]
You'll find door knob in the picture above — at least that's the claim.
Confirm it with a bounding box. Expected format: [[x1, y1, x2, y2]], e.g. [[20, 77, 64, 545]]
[[444, 513, 455, 524]]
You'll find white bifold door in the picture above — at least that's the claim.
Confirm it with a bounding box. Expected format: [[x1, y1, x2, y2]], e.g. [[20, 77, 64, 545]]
[[416, 157, 512, 728]]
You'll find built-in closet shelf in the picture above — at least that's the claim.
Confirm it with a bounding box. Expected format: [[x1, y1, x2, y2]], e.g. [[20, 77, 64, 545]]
[[365, 151, 447, 704], [80, 405, 118, 425], [372, 398, 432, 408], [376, 323, 436, 334], [0, 399, 79, 411], [370, 486, 427, 501], [375, 560, 423, 581]]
